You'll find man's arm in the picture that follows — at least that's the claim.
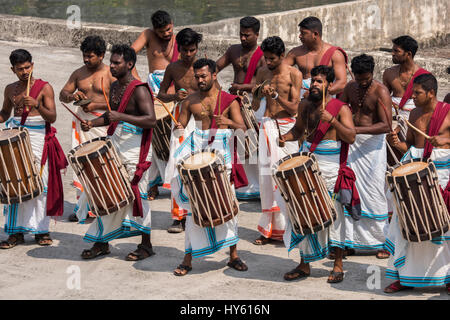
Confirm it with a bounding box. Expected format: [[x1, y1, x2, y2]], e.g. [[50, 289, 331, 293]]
[[156, 64, 186, 102], [131, 29, 151, 81], [175, 99, 192, 129], [214, 100, 246, 131], [24, 84, 57, 123], [281, 100, 306, 143], [283, 48, 298, 66], [333, 105, 356, 144], [0, 86, 13, 123], [328, 50, 347, 95], [215, 47, 232, 73], [265, 68, 302, 116], [339, 81, 352, 103], [59, 70, 81, 102], [355, 86, 392, 135], [114, 86, 156, 129], [382, 69, 393, 94]]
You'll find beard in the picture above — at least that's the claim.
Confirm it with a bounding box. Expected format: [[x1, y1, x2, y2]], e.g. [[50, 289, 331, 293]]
[[308, 88, 323, 102], [198, 81, 213, 92]]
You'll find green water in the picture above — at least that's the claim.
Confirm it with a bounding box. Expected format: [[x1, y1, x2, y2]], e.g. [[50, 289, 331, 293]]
[[0, 0, 348, 27]]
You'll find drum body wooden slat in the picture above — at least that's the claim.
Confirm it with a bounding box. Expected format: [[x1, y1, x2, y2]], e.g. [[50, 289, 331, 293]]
[[152, 100, 174, 162], [178, 150, 239, 228], [68, 137, 134, 216], [239, 94, 259, 160], [0, 127, 43, 204], [273, 152, 336, 235], [386, 158, 450, 242]]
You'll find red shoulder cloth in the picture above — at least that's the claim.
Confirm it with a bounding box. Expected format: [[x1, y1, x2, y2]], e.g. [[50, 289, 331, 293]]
[[107, 80, 155, 217], [20, 79, 68, 217], [209, 90, 248, 189], [309, 98, 361, 220], [319, 46, 348, 66], [398, 68, 430, 110], [171, 41, 179, 63], [243, 46, 263, 85], [423, 101, 450, 211]]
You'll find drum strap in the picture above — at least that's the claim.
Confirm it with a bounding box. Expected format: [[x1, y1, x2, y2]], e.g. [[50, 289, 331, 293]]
[[20, 79, 68, 217], [243, 46, 263, 85], [309, 98, 362, 220], [423, 101, 450, 211], [107, 80, 154, 218]]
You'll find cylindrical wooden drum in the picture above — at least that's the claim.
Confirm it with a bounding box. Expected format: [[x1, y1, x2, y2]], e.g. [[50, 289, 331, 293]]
[[68, 137, 135, 216], [152, 100, 174, 162], [177, 149, 239, 228], [386, 158, 450, 242], [273, 152, 337, 235], [0, 127, 44, 204], [239, 92, 259, 160]]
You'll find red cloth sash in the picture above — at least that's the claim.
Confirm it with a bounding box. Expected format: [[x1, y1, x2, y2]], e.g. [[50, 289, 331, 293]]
[[309, 98, 361, 219], [107, 80, 154, 218], [171, 40, 179, 63], [319, 46, 348, 66], [243, 46, 263, 85], [422, 101, 450, 211], [208, 90, 248, 189], [20, 79, 68, 217], [398, 68, 430, 110]]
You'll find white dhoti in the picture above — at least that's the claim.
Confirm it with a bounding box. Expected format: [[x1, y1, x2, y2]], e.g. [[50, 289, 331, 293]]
[[71, 107, 107, 199], [283, 140, 344, 263], [75, 121, 152, 242], [392, 96, 415, 120], [3, 116, 50, 235], [341, 134, 389, 251], [171, 127, 240, 258], [385, 146, 450, 287], [257, 117, 297, 240]]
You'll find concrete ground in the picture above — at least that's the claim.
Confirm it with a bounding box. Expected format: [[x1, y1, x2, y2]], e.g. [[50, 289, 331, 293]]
[[0, 40, 448, 300]]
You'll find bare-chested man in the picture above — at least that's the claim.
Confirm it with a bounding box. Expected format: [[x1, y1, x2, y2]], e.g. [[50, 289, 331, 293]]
[[59, 36, 115, 222], [79, 44, 157, 261], [0, 49, 65, 249], [251, 36, 302, 245], [156, 27, 202, 233], [284, 16, 348, 98], [132, 10, 178, 200], [385, 73, 450, 295], [279, 65, 356, 283], [170, 58, 248, 276], [216, 16, 266, 201], [339, 54, 392, 259]]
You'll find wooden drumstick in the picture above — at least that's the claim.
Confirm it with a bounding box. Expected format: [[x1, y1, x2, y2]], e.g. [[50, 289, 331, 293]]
[[275, 118, 285, 147], [26, 65, 33, 97], [322, 83, 325, 110], [405, 119, 431, 140], [101, 77, 112, 111], [154, 97, 178, 123], [61, 102, 85, 123], [392, 100, 400, 116]]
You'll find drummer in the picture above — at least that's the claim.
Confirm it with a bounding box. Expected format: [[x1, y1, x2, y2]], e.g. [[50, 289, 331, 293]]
[[170, 58, 248, 276], [59, 35, 115, 222], [279, 65, 356, 283], [0, 49, 64, 249], [385, 73, 450, 294], [156, 27, 202, 233], [79, 44, 157, 261]]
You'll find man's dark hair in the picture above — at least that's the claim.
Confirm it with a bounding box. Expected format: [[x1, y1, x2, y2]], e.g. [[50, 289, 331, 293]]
[[392, 35, 418, 58], [240, 16, 260, 33], [193, 58, 216, 73], [311, 65, 335, 84], [351, 54, 375, 74], [261, 36, 285, 56], [111, 44, 137, 69], [176, 28, 203, 48], [9, 49, 32, 66], [151, 10, 172, 29], [413, 73, 437, 95], [299, 16, 322, 37], [80, 36, 106, 56]]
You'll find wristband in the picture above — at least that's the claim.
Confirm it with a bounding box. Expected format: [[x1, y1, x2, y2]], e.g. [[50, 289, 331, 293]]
[[271, 92, 279, 100], [328, 116, 335, 124]]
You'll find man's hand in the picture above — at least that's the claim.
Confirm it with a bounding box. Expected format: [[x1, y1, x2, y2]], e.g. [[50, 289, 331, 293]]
[[229, 83, 243, 95], [72, 91, 88, 101], [81, 120, 92, 132], [106, 110, 122, 123], [23, 96, 39, 109], [428, 135, 447, 148], [174, 121, 184, 130], [262, 85, 276, 99], [81, 102, 96, 113], [175, 89, 189, 101], [387, 132, 400, 146], [278, 134, 286, 147], [319, 109, 334, 123], [213, 114, 232, 127]]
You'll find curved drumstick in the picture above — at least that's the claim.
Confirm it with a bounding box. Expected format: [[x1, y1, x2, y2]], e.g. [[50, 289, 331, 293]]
[[154, 97, 178, 123], [378, 98, 393, 132], [61, 102, 85, 123], [101, 77, 112, 111], [405, 119, 431, 140]]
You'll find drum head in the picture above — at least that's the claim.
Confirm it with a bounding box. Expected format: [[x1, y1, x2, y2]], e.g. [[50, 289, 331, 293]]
[[0, 128, 26, 145], [392, 161, 428, 177], [73, 139, 107, 157], [182, 152, 218, 170], [278, 155, 310, 171], [154, 100, 174, 120]]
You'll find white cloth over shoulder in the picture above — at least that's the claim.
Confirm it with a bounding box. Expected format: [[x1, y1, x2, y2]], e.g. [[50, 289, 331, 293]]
[[392, 96, 415, 119], [385, 146, 450, 287]]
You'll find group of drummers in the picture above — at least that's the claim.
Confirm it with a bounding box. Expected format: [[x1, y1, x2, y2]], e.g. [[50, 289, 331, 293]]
[[0, 10, 448, 295]]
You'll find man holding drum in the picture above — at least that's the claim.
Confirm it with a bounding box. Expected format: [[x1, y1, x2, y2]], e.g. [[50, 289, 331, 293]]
[[59, 35, 115, 222], [79, 44, 157, 261], [385, 73, 450, 294], [0, 49, 63, 248], [170, 58, 248, 276], [279, 65, 356, 283]]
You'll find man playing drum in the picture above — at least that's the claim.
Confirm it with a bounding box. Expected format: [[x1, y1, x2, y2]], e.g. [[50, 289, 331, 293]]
[[216, 16, 265, 201], [284, 16, 348, 98], [79, 44, 157, 261], [157, 28, 202, 233], [0, 49, 66, 248], [279, 65, 356, 283], [170, 58, 248, 276], [59, 35, 115, 222], [132, 10, 179, 200], [251, 36, 302, 245], [339, 54, 392, 259], [385, 73, 450, 294]]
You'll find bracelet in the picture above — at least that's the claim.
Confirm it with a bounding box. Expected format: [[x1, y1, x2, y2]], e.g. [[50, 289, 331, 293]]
[[328, 116, 335, 124], [271, 92, 279, 100]]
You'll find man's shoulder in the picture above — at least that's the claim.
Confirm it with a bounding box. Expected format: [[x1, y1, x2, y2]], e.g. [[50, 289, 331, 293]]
[[287, 45, 307, 56], [383, 65, 399, 77]]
